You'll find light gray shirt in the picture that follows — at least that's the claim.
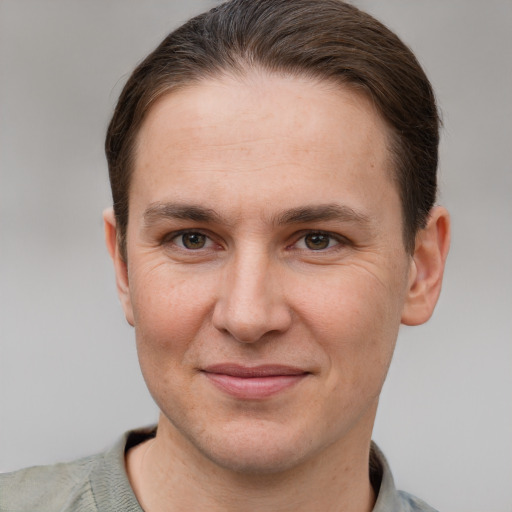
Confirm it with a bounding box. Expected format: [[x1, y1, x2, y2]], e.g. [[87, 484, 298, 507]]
[[0, 427, 437, 511]]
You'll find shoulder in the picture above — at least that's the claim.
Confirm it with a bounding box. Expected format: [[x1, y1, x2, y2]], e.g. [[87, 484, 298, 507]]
[[0, 453, 102, 512], [0, 428, 153, 512], [370, 442, 439, 512], [397, 490, 439, 512]]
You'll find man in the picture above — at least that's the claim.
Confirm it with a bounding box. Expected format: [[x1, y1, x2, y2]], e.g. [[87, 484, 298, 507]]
[[0, 1, 450, 510]]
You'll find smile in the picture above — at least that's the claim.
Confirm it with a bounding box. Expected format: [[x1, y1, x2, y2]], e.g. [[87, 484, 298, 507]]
[[201, 364, 310, 399]]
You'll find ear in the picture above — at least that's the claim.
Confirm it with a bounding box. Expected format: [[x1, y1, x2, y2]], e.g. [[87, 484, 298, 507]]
[[401, 206, 451, 326], [103, 208, 134, 326]]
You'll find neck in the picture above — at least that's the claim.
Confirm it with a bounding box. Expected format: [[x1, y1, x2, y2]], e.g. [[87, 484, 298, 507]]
[[126, 416, 376, 512]]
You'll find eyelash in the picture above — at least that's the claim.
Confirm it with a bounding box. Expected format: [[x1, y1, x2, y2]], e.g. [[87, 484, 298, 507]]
[[290, 230, 348, 252], [163, 229, 349, 253], [164, 230, 218, 251]]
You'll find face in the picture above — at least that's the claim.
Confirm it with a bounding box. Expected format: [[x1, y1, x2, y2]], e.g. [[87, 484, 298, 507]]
[[116, 73, 416, 473]]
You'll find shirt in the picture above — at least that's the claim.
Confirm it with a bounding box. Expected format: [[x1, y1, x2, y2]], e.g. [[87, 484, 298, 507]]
[[0, 426, 437, 511]]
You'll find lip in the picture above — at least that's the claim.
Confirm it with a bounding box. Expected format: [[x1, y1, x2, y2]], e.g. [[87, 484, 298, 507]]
[[202, 364, 309, 399]]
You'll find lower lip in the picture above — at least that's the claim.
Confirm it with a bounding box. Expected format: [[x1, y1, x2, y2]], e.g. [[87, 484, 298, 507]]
[[203, 373, 307, 399]]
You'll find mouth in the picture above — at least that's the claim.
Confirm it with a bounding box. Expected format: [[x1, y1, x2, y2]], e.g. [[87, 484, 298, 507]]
[[201, 364, 310, 399]]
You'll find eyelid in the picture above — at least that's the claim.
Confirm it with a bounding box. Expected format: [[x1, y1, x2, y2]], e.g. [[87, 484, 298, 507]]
[[162, 229, 218, 250], [289, 230, 350, 251], [160, 228, 350, 252]]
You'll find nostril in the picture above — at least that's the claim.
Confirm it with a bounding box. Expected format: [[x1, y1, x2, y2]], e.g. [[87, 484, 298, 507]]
[[212, 301, 292, 344], [212, 262, 292, 342]]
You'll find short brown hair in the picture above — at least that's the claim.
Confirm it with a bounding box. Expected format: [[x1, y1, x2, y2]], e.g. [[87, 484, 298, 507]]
[[105, 0, 439, 258]]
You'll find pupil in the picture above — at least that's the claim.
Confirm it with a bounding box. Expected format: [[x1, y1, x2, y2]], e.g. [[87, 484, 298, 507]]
[[183, 233, 205, 249], [305, 233, 329, 250]]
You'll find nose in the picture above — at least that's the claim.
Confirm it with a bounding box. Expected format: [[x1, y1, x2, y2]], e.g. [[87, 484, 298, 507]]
[[212, 248, 292, 343]]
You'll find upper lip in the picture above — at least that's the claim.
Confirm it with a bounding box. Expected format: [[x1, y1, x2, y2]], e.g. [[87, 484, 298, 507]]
[[202, 364, 309, 378]]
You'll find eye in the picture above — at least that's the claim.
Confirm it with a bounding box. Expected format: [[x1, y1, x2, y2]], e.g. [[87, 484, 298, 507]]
[[171, 231, 213, 250], [294, 232, 342, 251]]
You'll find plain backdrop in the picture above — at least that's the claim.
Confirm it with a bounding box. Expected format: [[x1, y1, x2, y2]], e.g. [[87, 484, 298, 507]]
[[1, 1, 511, 511]]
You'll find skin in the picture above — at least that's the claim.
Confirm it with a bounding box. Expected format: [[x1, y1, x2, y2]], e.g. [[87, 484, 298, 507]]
[[104, 72, 450, 512]]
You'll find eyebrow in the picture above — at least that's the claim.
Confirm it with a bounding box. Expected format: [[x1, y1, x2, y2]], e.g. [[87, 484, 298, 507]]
[[274, 204, 372, 226], [143, 202, 371, 228], [143, 203, 225, 226]]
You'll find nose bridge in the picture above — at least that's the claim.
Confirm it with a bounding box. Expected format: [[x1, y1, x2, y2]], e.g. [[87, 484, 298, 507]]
[[233, 245, 273, 313], [213, 243, 290, 343]]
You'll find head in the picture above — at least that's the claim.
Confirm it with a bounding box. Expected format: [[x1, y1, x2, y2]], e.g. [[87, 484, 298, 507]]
[[103, 0, 449, 476], [106, 0, 440, 261]]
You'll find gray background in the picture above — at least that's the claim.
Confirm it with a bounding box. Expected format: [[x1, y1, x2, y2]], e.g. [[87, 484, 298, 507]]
[[1, 1, 511, 510]]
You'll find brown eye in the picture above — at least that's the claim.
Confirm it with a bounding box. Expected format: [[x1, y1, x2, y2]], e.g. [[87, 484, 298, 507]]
[[180, 232, 207, 250], [304, 233, 331, 250]]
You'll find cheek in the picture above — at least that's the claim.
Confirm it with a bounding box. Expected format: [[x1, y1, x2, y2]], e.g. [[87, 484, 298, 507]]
[[297, 266, 405, 384], [128, 261, 217, 363], [128, 263, 218, 412]]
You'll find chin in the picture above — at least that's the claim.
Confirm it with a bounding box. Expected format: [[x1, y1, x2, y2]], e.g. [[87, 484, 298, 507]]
[[202, 440, 309, 475], [186, 419, 321, 475]]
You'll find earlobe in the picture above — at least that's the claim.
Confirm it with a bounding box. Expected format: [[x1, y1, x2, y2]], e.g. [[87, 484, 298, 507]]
[[103, 208, 135, 326], [401, 206, 451, 326]]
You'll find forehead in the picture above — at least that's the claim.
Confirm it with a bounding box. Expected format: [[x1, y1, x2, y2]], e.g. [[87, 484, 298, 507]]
[[136, 73, 391, 160], [130, 72, 398, 222]]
